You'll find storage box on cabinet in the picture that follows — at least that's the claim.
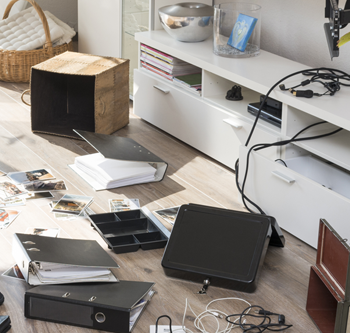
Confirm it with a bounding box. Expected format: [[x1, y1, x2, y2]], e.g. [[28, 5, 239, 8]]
[[134, 69, 279, 169], [239, 146, 350, 248]]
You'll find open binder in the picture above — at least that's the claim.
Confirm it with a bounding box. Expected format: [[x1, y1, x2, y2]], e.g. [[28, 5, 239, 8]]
[[12, 233, 119, 285], [69, 130, 168, 190]]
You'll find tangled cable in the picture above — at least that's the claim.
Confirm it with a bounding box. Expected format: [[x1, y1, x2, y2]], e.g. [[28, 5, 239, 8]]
[[154, 301, 293, 333], [155, 297, 252, 333], [226, 305, 292, 332]]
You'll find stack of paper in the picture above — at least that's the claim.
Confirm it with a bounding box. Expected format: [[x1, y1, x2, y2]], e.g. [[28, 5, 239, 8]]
[[74, 153, 157, 190], [31, 262, 113, 284], [140, 44, 201, 81]]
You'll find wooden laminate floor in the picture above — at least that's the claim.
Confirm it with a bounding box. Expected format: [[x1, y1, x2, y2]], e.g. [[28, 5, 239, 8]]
[[0, 80, 318, 333]]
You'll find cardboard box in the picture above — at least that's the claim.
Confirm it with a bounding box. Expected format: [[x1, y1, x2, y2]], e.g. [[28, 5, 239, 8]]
[[30, 51, 129, 139], [306, 219, 350, 333]]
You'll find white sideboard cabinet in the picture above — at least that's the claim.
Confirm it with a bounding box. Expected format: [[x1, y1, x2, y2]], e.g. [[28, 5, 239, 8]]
[[133, 30, 350, 248]]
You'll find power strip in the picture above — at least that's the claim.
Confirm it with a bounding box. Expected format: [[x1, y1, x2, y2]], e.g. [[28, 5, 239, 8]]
[[150, 325, 186, 333]]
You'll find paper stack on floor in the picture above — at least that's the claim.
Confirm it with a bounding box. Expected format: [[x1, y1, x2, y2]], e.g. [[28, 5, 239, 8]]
[[74, 153, 157, 190]]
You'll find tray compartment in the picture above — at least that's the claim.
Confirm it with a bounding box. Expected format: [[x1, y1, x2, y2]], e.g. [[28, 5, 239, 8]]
[[88, 209, 169, 253], [135, 231, 168, 250], [106, 235, 140, 254], [115, 210, 146, 220], [89, 213, 120, 224]]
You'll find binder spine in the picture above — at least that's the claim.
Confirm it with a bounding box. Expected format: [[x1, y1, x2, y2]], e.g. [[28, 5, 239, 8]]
[[12, 234, 31, 282]]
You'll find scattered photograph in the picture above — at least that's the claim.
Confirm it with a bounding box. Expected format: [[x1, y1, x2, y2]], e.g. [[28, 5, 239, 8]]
[[23, 180, 67, 192], [26, 192, 54, 201], [50, 200, 95, 220], [153, 206, 181, 225], [109, 198, 140, 212], [25, 227, 60, 237], [2, 264, 25, 281], [0, 181, 26, 200], [7, 169, 54, 184], [0, 209, 21, 229], [0, 197, 26, 208], [51, 194, 94, 215]]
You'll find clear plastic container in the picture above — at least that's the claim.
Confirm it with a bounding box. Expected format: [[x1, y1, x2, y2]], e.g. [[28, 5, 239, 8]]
[[213, 2, 261, 58]]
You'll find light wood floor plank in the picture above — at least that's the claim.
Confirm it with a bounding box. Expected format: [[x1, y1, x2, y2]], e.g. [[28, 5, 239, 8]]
[[0, 81, 320, 333]]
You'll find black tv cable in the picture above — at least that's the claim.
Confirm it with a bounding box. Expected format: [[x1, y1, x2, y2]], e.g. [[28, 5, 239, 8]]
[[238, 124, 343, 213], [237, 67, 348, 214], [245, 67, 349, 147]]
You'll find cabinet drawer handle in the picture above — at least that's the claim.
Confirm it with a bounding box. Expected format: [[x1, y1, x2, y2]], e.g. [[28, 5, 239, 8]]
[[153, 85, 170, 94], [271, 170, 295, 184], [223, 118, 242, 129]]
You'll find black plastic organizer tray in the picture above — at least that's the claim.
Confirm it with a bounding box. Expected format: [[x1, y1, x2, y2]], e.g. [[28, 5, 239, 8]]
[[88, 209, 169, 254]]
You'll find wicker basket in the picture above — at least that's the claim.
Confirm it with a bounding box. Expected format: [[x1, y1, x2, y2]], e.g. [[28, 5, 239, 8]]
[[0, 0, 73, 83]]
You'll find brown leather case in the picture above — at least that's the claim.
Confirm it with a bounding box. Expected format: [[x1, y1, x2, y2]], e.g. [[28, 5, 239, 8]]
[[306, 219, 350, 333]]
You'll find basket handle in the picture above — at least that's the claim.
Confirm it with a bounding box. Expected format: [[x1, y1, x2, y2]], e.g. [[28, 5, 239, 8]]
[[21, 89, 31, 106], [3, 0, 53, 56]]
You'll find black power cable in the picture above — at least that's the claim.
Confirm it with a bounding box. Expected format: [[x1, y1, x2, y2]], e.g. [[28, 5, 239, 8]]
[[238, 67, 348, 214], [245, 67, 349, 147], [239, 125, 343, 213], [226, 305, 292, 332], [155, 315, 173, 333]]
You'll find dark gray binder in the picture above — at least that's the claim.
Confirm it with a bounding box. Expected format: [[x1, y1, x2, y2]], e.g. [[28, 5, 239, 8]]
[[69, 129, 168, 190], [12, 233, 119, 285], [25, 281, 155, 333]]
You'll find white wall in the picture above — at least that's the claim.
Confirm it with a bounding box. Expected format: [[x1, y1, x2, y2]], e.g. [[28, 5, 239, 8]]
[[24, 0, 350, 72], [214, 0, 350, 72], [32, 0, 78, 31]]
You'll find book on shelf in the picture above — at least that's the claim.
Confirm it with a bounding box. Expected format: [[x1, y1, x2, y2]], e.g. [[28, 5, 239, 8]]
[[69, 130, 168, 191], [141, 61, 173, 81], [173, 73, 202, 87], [173, 80, 202, 96], [12, 233, 119, 285], [141, 43, 184, 64], [140, 51, 201, 76]]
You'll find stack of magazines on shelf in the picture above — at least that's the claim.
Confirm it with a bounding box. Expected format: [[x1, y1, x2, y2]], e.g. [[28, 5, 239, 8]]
[[140, 43, 201, 85], [173, 73, 202, 96]]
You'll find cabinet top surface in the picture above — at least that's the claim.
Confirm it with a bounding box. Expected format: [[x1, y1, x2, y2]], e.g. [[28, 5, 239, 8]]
[[135, 30, 350, 131]]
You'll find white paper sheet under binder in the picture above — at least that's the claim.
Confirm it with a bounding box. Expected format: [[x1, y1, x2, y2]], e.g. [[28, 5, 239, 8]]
[[31, 263, 113, 283], [150, 325, 186, 333], [74, 153, 156, 189]]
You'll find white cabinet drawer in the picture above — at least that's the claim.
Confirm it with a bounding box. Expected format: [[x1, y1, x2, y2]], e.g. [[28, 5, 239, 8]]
[[134, 69, 279, 169], [239, 146, 350, 247]]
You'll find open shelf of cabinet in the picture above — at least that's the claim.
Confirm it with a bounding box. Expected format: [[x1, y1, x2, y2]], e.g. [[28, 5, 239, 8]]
[[133, 30, 350, 247]]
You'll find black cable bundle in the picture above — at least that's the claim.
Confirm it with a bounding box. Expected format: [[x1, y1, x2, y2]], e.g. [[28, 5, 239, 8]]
[[237, 67, 347, 214], [226, 305, 292, 332]]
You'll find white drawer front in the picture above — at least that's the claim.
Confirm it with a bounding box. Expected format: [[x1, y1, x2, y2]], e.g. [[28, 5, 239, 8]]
[[239, 146, 350, 248], [134, 69, 279, 169]]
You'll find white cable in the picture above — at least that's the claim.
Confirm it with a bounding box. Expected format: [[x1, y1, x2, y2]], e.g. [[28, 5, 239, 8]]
[[176, 297, 252, 333]]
